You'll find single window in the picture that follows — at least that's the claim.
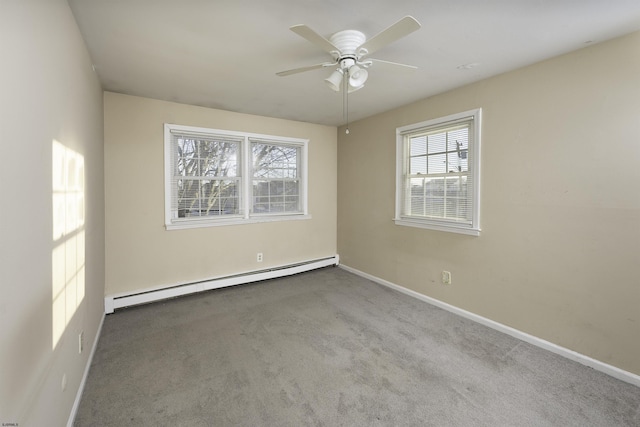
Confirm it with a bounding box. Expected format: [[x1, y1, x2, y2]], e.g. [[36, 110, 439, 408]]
[[395, 109, 481, 236], [164, 124, 309, 230]]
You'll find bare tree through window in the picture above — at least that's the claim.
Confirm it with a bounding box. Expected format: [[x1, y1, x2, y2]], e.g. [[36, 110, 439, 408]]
[[175, 136, 240, 218], [165, 124, 308, 228], [251, 142, 300, 214]]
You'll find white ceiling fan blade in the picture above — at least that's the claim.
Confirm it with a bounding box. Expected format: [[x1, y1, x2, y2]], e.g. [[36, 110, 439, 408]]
[[276, 62, 335, 77], [367, 58, 418, 71], [358, 16, 421, 57], [290, 24, 339, 54]]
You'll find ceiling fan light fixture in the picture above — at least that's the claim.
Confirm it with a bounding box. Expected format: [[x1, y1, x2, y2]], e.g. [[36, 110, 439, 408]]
[[348, 64, 368, 89], [325, 69, 344, 91]]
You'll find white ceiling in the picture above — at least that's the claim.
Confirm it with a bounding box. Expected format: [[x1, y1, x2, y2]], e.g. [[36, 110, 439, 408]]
[[68, 0, 640, 127]]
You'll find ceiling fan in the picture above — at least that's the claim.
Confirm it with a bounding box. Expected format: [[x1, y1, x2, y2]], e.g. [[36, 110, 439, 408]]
[[277, 16, 422, 93]]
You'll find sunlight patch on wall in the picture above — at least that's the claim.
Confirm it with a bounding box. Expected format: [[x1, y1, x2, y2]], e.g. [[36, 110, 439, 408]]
[[52, 140, 85, 349]]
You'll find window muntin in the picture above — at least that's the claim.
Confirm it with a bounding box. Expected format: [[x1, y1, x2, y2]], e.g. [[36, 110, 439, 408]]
[[395, 109, 481, 235], [164, 124, 308, 229]]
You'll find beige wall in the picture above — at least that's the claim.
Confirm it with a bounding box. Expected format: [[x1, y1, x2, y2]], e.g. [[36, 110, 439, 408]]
[[338, 32, 640, 375], [104, 93, 337, 295], [0, 0, 105, 424]]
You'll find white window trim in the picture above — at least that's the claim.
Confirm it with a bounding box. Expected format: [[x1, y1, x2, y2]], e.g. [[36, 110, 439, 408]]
[[394, 108, 482, 236], [164, 123, 310, 230]]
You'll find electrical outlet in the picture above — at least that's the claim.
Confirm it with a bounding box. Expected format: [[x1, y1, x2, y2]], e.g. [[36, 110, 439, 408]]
[[79, 331, 84, 354], [442, 271, 451, 285], [257, 253, 263, 262]]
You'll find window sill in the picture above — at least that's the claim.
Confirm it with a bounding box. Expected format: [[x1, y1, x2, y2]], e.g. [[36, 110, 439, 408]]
[[166, 214, 312, 230], [394, 218, 480, 236]]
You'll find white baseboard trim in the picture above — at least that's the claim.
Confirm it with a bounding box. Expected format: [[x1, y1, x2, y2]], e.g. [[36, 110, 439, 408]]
[[105, 255, 340, 314], [339, 264, 640, 388], [67, 312, 105, 427]]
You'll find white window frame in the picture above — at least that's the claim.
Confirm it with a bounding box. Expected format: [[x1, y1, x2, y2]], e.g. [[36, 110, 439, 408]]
[[394, 108, 481, 236], [164, 123, 309, 230]]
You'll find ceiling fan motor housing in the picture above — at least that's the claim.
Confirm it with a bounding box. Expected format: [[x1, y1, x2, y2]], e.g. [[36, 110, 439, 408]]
[[329, 30, 366, 57]]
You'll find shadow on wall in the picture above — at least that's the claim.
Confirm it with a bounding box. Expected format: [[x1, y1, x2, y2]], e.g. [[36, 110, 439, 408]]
[[51, 140, 85, 350]]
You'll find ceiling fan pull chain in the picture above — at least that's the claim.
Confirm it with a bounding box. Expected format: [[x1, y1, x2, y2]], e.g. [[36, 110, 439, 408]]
[[344, 69, 350, 134]]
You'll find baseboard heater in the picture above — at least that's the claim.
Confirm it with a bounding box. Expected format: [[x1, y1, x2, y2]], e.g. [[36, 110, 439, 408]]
[[105, 255, 339, 314]]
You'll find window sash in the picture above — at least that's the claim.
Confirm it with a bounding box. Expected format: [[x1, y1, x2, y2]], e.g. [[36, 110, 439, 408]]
[[404, 174, 471, 223], [175, 177, 241, 219]]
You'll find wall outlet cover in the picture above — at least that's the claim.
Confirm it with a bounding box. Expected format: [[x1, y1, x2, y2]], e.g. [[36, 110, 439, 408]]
[[442, 271, 452, 284]]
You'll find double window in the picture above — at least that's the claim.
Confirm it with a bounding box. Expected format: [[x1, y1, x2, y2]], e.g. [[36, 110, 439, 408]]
[[395, 109, 481, 235], [164, 124, 308, 229]]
